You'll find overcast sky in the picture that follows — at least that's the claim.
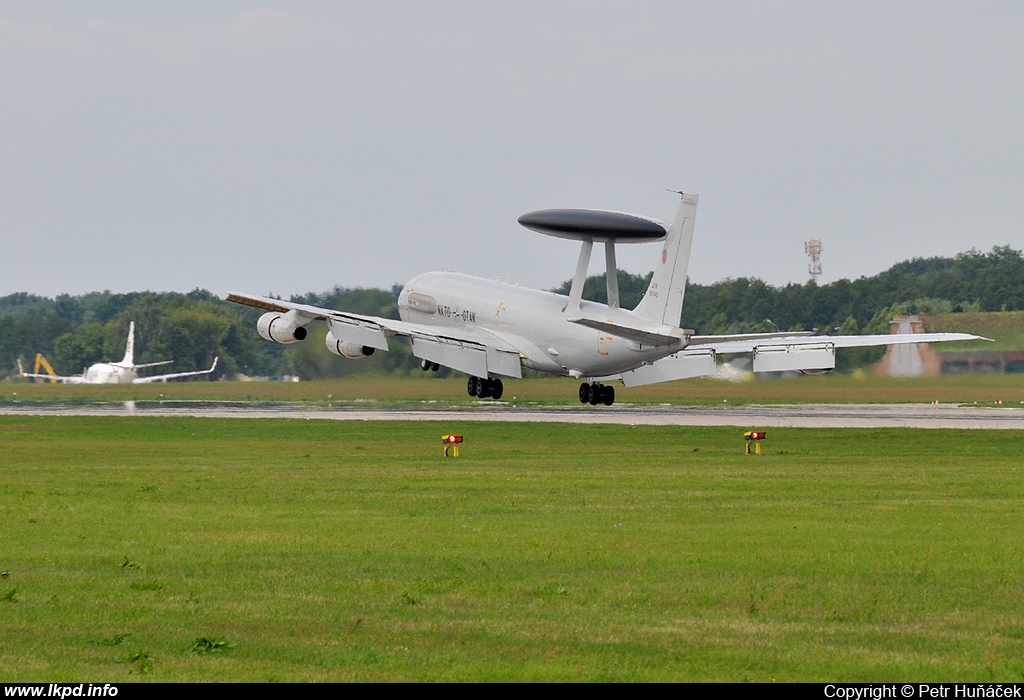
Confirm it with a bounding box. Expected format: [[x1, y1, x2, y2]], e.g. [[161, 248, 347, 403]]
[[2, 1, 1022, 299]]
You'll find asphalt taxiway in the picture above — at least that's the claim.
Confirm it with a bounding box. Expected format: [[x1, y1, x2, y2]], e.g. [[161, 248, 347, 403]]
[[1, 401, 1023, 429]]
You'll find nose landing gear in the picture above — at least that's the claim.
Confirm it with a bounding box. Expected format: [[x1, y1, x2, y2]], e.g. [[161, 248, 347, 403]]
[[578, 382, 614, 406], [467, 376, 504, 400], [420, 359, 440, 372]]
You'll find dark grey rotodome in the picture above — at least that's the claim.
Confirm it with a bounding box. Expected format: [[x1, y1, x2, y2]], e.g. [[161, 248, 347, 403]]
[[518, 209, 668, 243]]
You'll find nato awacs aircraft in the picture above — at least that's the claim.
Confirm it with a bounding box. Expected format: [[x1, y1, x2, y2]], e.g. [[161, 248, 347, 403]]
[[228, 192, 983, 406], [19, 321, 218, 384]]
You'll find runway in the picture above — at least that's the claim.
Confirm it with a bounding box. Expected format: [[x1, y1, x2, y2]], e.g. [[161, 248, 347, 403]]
[[1, 401, 1023, 429]]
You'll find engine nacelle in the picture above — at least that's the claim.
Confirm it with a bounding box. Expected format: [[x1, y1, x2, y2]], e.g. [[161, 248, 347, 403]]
[[257, 312, 309, 344], [325, 331, 376, 359]]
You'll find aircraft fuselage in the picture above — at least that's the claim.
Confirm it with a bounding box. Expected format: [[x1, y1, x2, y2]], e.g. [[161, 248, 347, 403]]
[[82, 363, 135, 384], [398, 271, 683, 378]]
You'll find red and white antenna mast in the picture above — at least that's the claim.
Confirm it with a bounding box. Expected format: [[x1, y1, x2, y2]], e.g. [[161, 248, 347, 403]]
[[805, 239, 822, 283]]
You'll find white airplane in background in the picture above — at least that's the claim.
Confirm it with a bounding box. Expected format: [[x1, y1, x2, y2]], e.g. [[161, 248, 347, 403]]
[[228, 191, 985, 406], [19, 321, 218, 384]]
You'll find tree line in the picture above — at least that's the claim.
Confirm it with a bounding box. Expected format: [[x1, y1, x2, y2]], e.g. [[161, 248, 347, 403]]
[[2, 245, 1021, 380]]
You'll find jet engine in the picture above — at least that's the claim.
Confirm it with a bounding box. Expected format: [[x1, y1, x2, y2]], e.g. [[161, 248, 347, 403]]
[[325, 331, 376, 359], [257, 312, 309, 344]]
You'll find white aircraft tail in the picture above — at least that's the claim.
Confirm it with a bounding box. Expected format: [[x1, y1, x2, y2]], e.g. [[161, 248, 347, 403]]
[[122, 321, 136, 366], [633, 192, 698, 327]]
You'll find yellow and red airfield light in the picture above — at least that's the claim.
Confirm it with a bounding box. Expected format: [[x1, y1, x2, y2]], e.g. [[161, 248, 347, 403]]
[[744, 430, 766, 455], [442, 434, 464, 457]]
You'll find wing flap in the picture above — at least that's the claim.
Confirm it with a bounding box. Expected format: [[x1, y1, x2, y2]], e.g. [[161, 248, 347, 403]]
[[619, 348, 718, 387], [411, 337, 488, 378], [486, 346, 523, 378], [326, 317, 390, 351], [752, 343, 835, 373]]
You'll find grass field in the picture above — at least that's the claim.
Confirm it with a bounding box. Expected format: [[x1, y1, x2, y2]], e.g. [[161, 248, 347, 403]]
[[5, 372, 1024, 406], [1, 416, 1022, 681]]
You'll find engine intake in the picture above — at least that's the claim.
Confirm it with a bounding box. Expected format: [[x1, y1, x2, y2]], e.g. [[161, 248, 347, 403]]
[[257, 312, 309, 344], [325, 331, 375, 359]]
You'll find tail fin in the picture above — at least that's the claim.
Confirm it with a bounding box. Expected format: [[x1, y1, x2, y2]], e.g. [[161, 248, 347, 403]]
[[122, 321, 136, 366], [633, 192, 698, 327]]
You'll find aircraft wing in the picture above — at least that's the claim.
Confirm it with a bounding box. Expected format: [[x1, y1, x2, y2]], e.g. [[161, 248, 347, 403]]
[[133, 357, 219, 384], [617, 331, 988, 385], [18, 371, 84, 384], [16, 359, 83, 384], [688, 332, 987, 355], [689, 331, 816, 344], [227, 293, 524, 378], [571, 317, 824, 347]]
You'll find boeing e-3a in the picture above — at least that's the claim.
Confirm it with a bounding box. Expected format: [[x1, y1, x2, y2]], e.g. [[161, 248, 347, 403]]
[[19, 321, 218, 384], [227, 191, 984, 405]]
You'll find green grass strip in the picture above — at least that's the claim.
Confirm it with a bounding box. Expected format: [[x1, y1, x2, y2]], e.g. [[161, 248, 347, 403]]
[[1, 416, 1022, 681]]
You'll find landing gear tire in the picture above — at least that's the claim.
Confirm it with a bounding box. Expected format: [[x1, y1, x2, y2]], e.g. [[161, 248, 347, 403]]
[[469, 376, 503, 400], [603, 385, 615, 406], [431, 362, 440, 371], [421, 359, 432, 372], [579, 382, 615, 406]]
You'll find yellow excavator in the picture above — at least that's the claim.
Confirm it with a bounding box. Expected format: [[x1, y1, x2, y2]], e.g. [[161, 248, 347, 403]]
[[30, 353, 58, 384]]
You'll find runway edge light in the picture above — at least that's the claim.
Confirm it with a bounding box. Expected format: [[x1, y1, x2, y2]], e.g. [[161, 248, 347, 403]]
[[442, 434, 464, 457], [744, 430, 766, 455]]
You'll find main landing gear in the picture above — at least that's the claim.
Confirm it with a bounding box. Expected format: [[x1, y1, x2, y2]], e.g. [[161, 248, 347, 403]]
[[579, 382, 614, 406], [468, 376, 503, 400]]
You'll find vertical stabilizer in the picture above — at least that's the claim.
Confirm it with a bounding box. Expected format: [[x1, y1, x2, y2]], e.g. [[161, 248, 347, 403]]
[[633, 192, 698, 327], [122, 321, 136, 366]]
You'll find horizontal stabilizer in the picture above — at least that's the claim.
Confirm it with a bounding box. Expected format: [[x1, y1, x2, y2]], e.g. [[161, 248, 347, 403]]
[[569, 316, 686, 346], [129, 360, 174, 370]]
